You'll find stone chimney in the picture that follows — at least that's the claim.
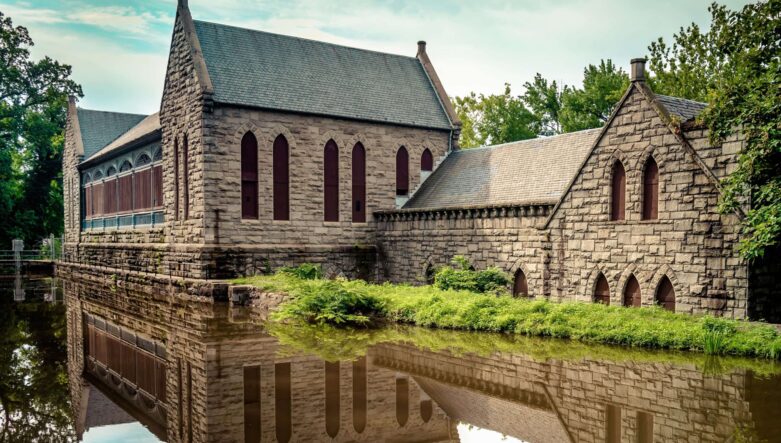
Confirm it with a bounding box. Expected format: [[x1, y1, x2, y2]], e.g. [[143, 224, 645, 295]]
[[417, 41, 427, 57], [630, 58, 646, 82]]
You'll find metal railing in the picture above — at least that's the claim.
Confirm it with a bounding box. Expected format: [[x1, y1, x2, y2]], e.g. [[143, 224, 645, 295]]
[[82, 210, 165, 231]]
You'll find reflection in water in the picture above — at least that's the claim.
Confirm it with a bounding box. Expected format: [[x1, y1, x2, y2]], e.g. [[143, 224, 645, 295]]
[[5, 276, 781, 442]]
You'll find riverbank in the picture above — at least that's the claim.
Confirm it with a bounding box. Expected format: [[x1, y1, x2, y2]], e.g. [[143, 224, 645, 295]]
[[232, 273, 781, 360]]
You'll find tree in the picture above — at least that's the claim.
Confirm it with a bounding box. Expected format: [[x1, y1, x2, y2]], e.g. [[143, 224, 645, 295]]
[[452, 84, 537, 148], [559, 60, 629, 132], [523, 74, 562, 136], [0, 12, 81, 247]]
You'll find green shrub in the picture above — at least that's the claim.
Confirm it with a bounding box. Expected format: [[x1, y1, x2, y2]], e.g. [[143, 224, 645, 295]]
[[433, 256, 510, 294], [273, 280, 386, 326], [279, 263, 323, 280]]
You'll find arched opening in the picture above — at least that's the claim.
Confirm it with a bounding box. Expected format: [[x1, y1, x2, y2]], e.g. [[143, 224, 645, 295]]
[[275, 363, 292, 443], [119, 160, 132, 172], [182, 135, 190, 219], [424, 262, 436, 285], [241, 132, 259, 219], [153, 148, 163, 162], [173, 137, 180, 220], [420, 148, 433, 172], [611, 160, 626, 221], [642, 157, 659, 220], [136, 153, 152, 167], [420, 392, 432, 423], [623, 274, 641, 307], [655, 276, 675, 312], [513, 268, 529, 297], [352, 143, 366, 223], [106, 166, 117, 176], [323, 140, 339, 221], [325, 361, 340, 438], [594, 273, 610, 305], [396, 146, 409, 196], [352, 357, 367, 434], [396, 376, 409, 427], [273, 134, 290, 220]]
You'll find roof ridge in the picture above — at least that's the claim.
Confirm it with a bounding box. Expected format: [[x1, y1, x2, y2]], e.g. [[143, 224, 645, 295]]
[[456, 128, 602, 153], [192, 19, 418, 61], [77, 108, 148, 118]]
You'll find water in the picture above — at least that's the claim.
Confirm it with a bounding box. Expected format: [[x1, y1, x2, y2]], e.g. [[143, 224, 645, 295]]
[[2, 276, 781, 442]]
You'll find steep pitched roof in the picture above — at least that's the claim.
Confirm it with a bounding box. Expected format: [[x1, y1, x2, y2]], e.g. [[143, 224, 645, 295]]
[[191, 20, 453, 130], [655, 94, 707, 121], [76, 109, 147, 159], [86, 113, 161, 163], [404, 129, 600, 210]]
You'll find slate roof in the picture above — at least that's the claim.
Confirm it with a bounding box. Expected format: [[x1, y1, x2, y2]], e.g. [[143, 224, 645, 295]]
[[76, 109, 147, 159], [87, 113, 161, 163], [404, 129, 601, 210], [655, 94, 708, 121], [192, 20, 453, 130]]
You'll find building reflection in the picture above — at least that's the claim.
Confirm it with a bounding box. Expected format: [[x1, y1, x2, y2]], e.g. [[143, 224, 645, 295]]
[[63, 277, 781, 443]]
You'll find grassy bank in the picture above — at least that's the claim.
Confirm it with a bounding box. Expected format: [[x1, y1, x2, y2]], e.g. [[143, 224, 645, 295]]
[[233, 272, 781, 360]]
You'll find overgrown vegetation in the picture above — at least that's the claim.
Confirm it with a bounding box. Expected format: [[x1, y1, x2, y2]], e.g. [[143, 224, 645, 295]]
[[234, 264, 781, 360], [432, 256, 510, 294]]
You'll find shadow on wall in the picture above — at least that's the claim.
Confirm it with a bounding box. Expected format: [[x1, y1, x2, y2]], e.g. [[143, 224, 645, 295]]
[[749, 245, 781, 323]]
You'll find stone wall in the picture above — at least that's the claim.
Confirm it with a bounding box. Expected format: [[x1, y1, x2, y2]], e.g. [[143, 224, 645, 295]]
[[63, 99, 83, 245], [546, 85, 747, 317]]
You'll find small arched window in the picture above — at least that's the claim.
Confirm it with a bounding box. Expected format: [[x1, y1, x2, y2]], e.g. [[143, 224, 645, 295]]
[[611, 160, 626, 221], [93, 171, 103, 180], [352, 143, 366, 223], [352, 357, 367, 434], [623, 274, 641, 307], [594, 273, 610, 305], [153, 148, 163, 162], [396, 146, 409, 196], [136, 153, 152, 167], [273, 135, 290, 220], [106, 166, 117, 177], [119, 160, 132, 172], [513, 268, 528, 297], [83, 173, 92, 185], [324, 140, 339, 221], [421, 148, 433, 172], [241, 132, 258, 219], [656, 276, 675, 311], [642, 157, 659, 220]]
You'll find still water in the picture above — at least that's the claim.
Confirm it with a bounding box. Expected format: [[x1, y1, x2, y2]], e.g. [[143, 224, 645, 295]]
[[2, 276, 781, 442]]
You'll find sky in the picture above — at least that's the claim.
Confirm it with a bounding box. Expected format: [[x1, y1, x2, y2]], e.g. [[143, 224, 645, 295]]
[[2, 0, 752, 115]]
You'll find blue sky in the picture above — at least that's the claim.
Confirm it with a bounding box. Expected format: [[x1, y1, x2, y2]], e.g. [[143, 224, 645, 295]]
[[2, 0, 751, 114]]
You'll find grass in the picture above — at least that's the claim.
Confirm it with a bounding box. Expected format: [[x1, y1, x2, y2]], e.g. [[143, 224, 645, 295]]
[[232, 272, 781, 360]]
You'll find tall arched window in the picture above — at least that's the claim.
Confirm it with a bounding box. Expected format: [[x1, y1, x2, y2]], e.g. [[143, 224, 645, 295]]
[[352, 357, 367, 434], [275, 363, 292, 443], [611, 161, 626, 221], [243, 366, 261, 443], [513, 269, 528, 297], [182, 135, 190, 220], [623, 274, 641, 307], [241, 132, 258, 219], [352, 143, 366, 223], [273, 135, 290, 220], [656, 276, 675, 311], [173, 137, 180, 220], [396, 376, 409, 427], [594, 273, 610, 305], [325, 362, 340, 438], [420, 148, 433, 172], [643, 157, 659, 220], [324, 140, 339, 221], [396, 146, 409, 196]]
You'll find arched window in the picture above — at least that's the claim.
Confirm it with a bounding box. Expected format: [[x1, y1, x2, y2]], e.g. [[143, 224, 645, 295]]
[[325, 362, 340, 438], [136, 153, 152, 167], [594, 273, 610, 305], [655, 276, 675, 311], [352, 357, 367, 434], [273, 135, 290, 220], [243, 366, 261, 443], [396, 376, 409, 427], [182, 135, 189, 220], [275, 363, 292, 443], [153, 148, 163, 162], [106, 166, 117, 177], [352, 143, 366, 223], [611, 161, 626, 221], [173, 137, 180, 220], [623, 274, 641, 307], [83, 173, 92, 185], [420, 397, 433, 423], [119, 160, 132, 172], [396, 146, 409, 196], [241, 132, 258, 219], [643, 157, 659, 220], [421, 148, 433, 172], [324, 140, 339, 221], [93, 171, 103, 180], [513, 269, 528, 297]]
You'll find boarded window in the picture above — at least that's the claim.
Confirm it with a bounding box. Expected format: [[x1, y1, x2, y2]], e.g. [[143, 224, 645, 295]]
[[594, 273, 610, 305], [352, 357, 367, 434], [352, 143, 366, 223], [623, 275, 641, 307], [656, 276, 675, 312], [611, 161, 626, 221], [133, 168, 152, 210], [396, 146, 409, 196], [273, 135, 290, 220], [174, 138, 179, 220], [513, 269, 528, 297], [93, 182, 104, 215], [152, 165, 163, 208], [241, 132, 258, 219], [606, 404, 621, 443], [118, 174, 133, 213], [104, 178, 117, 215], [324, 140, 339, 221], [643, 157, 659, 220], [637, 412, 653, 443], [85, 186, 93, 218], [421, 148, 433, 171], [325, 362, 340, 438]]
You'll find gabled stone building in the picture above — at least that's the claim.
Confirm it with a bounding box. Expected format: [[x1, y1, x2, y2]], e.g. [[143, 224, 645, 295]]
[[63, 1, 779, 321]]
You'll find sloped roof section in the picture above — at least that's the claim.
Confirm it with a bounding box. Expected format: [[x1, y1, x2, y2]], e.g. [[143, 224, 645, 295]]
[[76, 109, 147, 159], [655, 94, 708, 121], [87, 113, 161, 162], [404, 129, 600, 210], [192, 20, 453, 130]]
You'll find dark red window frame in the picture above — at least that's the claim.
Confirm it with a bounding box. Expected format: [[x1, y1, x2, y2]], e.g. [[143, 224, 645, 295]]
[[396, 146, 409, 196], [152, 165, 163, 208], [611, 161, 626, 221], [421, 148, 433, 172], [642, 157, 659, 220], [273, 134, 290, 221], [241, 132, 259, 219], [324, 140, 339, 222], [352, 143, 366, 223]]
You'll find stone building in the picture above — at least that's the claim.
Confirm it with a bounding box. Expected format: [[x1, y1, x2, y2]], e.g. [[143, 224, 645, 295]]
[[62, 1, 778, 320]]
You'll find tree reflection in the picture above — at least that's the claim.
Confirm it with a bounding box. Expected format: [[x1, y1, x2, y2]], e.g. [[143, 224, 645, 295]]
[[0, 295, 74, 442]]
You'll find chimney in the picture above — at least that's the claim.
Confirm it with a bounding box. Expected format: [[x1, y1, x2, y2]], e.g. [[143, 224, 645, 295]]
[[417, 40, 426, 57], [630, 57, 646, 82]]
